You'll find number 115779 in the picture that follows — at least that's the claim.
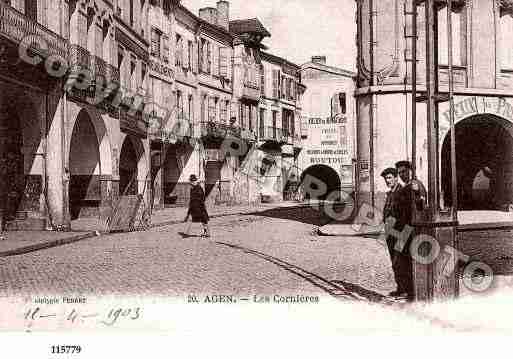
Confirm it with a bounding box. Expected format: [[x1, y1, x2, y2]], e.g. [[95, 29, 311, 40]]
[[51, 345, 82, 354]]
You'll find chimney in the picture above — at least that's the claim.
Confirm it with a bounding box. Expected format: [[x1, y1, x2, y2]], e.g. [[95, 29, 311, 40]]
[[312, 56, 327, 65], [199, 7, 218, 26], [216, 1, 229, 30]]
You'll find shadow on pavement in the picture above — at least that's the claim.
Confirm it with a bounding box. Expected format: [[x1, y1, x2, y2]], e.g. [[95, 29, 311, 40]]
[[243, 203, 355, 227], [216, 241, 385, 303]]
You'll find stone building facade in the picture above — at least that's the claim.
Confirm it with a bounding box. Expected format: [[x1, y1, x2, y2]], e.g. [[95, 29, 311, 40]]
[[0, 0, 305, 231], [356, 0, 513, 212], [298, 56, 356, 200]]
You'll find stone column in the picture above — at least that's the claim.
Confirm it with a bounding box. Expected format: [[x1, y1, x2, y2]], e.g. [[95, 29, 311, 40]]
[[45, 89, 67, 228], [0, 96, 8, 231]]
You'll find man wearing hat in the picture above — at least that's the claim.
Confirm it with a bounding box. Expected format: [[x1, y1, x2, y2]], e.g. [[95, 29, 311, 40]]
[[381, 167, 409, 298], [184, 174, 211, 237], [394, 160, 427, 300]]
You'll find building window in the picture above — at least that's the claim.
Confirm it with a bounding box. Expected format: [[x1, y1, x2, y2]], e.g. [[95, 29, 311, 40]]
[[208, 97, 216, 122], [175, 34, 183, 67], [260, 65, 265, 96], [176, 91, 183, 119], [219, 47, 228, 77], [272, 70, 279, 99], [501, 14, 513, 70], [259, 108, 265, 137], [129, 0, 134, 27], [206, 42, 212, 74], [141, 63, 147, 90], [188, 95, 194, 122], [162, 34, 169, 62], [201, 95, 207, 122], [151, 28, 161, 57], [187, 40, 193, 70], [281, 75, 286, 99], [130, 56, 137, 92], [199, 38, 206, 73], [219, 100, 227, 123], [25, 0, 37, 22], [437, 5, 463, 66]]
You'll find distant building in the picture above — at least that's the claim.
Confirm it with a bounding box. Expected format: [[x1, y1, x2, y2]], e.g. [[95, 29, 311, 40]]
[[298, 56, 356, 200]]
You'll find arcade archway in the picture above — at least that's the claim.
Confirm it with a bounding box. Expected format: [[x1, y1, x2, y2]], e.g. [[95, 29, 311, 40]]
[[0, 104, 24, 220], [300, 165, 341, 200], [119, 137, 139, 195], [69, 110, 101, 219], [442, 115, 513, 210]]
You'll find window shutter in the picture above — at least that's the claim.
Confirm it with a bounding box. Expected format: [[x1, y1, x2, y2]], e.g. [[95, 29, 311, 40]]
[[193, 41, 198, 73], [331, 93, 341, 117], [260, 66, 265, 96], [162, 34, 169, 62], [151, 29, 159, 57], [206, 42, 211, 74], [198, 40, 203, 73], [212, 45, 218, 76], [219, 47, 228, 77], [272, 70, 278, 98]]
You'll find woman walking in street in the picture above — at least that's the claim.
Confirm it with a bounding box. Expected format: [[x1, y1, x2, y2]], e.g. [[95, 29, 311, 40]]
[[183, 174, 211, 238]]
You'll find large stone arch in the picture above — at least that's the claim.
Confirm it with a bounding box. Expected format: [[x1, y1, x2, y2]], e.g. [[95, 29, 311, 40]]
[[300, 164, 342, 201], [67, 107, 114, 219], [118, 134, 147, 196], [66, 106, 113, 177], [441, 113, 513, 210]]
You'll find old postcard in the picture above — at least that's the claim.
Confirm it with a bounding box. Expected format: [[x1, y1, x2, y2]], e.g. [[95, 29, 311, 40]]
[[1, 0, 513, 356]]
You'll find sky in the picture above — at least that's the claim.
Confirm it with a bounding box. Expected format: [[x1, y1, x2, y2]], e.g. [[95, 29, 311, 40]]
[[180, 0, 357, 71]]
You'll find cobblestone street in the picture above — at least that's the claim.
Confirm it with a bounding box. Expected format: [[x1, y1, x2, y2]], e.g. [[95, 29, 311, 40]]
[[0, 207, 396, 299]]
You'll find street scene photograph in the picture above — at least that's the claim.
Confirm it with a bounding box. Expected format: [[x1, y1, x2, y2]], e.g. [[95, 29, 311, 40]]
[[1, 0, 513, 342]]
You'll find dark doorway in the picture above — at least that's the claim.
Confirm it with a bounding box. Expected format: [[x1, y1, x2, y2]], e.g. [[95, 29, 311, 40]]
[[69, 110, 101, 219], [300, 165, 341, 201], [0, 106, 24, 220], [442, 115, 513, 210], [119, 137, 138, 196]]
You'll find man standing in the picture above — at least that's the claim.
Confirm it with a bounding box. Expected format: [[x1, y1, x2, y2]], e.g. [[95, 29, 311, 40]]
[[395, 160, 427, 300], [381, 167, 408, 298]]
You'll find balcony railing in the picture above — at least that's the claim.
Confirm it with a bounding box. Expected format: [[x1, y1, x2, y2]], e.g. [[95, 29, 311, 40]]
[[259, 126, 288, 143], [242, 80, 261, 101], [69, 44, 120, 85], [0, 2, 68, 59], [200, 121, 242, 139]]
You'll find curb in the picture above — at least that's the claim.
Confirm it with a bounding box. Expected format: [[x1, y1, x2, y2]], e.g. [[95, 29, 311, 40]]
[[149, 203, 315, 229], [0, 203, 319, 257], [0, 231, 98, 258]]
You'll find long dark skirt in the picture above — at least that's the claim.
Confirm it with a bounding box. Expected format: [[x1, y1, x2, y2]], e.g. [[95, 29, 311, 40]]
[[188, 185, 209, 224]]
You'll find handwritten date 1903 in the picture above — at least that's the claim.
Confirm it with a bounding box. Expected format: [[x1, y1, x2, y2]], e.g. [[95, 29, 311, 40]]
[[100, 307, 141, 326]]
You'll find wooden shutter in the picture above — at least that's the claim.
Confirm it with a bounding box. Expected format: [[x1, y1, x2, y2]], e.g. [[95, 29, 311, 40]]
[[162, 34, 169, 62], [260, 65, 265, 96], [206, 42, 211, 74], [272, 70, 278, 98], [151, 28, 159, 57], [193, 40, 198, 73], [219, 47, 228, 77], [198, 40, 203, 73], [212, 45, 218, 76]]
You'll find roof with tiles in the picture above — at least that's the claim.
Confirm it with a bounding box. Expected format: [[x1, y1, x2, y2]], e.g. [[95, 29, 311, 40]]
[[229, 18, 271, 37]]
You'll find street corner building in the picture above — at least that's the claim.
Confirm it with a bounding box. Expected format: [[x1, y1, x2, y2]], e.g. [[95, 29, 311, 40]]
[[0, 0, 307, 231], [356, 0, 513, 213], [298, 56, 356, 203]]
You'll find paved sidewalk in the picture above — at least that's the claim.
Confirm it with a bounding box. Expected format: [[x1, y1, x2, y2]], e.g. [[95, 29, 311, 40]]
[[71, 201, 307, 231], [0, 230, 97, 257], [0, 201, 308, 257]]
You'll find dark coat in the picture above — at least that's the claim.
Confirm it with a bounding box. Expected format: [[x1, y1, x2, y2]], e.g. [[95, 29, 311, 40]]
[[187, 184, 209, 223], [383, 183, 405, 228], [399, 180, 427, 226]]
